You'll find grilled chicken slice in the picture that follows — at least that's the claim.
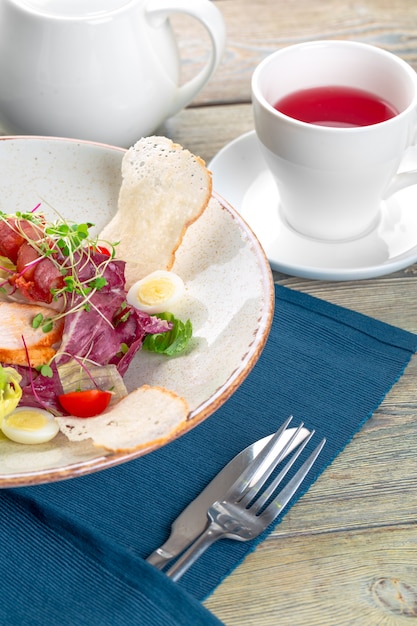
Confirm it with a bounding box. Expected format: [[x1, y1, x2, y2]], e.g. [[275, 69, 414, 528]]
[[0, 301, 63, 367]]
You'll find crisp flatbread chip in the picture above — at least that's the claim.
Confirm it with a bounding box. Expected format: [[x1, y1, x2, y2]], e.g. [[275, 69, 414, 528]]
[[56, 385, 189, 452], [99, 136, 212, 289]]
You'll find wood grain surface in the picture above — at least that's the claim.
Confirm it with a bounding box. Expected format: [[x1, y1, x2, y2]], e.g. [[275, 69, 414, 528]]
[[167, 1, 417, 624]]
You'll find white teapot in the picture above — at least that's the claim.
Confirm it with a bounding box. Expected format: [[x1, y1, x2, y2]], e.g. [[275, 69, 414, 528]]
[[0, 0, 225, 146]]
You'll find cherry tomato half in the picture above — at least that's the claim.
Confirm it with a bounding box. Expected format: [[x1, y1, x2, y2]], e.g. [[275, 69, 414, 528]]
[[58, 389, 112, 418]]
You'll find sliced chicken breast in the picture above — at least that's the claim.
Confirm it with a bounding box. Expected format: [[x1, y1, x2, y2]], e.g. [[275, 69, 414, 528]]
[[0, 301, 63, 367]]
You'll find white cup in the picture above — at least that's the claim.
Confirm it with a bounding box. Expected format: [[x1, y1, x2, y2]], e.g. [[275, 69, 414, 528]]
[[251, 40, 417, 241], [0, 0, 225, 147]]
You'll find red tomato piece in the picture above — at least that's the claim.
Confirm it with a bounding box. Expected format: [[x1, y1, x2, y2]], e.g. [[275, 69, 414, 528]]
[[90, 245, 111, 256], [58, 389, 112, 417]]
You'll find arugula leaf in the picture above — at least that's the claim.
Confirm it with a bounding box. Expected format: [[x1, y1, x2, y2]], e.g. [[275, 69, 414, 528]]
[[142, 312, 192, 356]]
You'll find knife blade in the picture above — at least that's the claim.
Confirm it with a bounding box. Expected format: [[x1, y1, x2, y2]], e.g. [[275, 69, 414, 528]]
[[146, 426, 310, 569]]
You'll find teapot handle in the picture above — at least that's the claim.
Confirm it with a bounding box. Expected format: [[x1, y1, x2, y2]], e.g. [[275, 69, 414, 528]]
[[146, 0, 226, 117]]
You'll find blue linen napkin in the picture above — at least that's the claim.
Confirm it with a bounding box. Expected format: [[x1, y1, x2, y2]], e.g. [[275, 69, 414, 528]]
[[3, 284, 417, 625]]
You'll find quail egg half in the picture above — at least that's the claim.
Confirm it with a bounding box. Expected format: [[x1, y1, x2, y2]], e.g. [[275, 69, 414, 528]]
[[126, 270, 185, 314], [1, 407, 59, 444]]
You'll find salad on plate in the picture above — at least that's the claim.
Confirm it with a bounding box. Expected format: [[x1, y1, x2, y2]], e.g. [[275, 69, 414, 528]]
[[0, 136, 212, 453]]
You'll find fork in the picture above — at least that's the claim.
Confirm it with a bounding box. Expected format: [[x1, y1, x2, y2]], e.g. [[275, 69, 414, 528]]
[[165, 417, 325, 581]]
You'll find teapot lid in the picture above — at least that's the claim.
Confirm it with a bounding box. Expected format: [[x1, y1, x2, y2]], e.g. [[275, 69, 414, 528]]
[[14, 0, 132, 18]]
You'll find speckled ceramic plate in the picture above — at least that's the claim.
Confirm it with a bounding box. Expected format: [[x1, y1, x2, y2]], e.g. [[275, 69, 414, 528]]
[[0, 136, 274, 487]]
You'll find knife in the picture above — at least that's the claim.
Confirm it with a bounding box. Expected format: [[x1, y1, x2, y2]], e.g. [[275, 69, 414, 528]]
[[146, 426, 310, 569]]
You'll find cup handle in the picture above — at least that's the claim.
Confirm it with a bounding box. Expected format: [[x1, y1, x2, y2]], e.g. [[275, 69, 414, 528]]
[[146, 0, 226, 116], [385, 121, 417, 197], [384, 170, 417, 198]]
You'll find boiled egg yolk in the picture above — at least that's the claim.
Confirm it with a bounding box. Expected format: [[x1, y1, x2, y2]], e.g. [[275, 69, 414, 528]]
[[126, 270, 185, 314], [1, 407, 59, 444]]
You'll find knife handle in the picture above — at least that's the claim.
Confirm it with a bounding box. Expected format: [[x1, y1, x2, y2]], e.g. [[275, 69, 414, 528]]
[[146, 547, 176, 569], [165, 524, 223, 582]]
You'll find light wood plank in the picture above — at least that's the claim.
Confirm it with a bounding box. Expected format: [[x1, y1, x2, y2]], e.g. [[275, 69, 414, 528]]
[[172, 0, 417, 106], [205, 524, 417, 625], [158, 103, 254, 163]]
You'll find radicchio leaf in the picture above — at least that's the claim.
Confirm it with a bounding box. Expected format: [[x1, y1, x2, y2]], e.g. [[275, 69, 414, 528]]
[[57, 253, 170, 376]]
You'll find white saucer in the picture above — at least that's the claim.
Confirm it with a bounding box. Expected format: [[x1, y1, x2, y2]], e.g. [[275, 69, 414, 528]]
[[209, 131, 417, 280]]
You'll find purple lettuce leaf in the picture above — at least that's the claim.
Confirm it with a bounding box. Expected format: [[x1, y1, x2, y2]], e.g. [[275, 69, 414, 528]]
[[57, 252, 170, 376], [11, 363, 63, 413]]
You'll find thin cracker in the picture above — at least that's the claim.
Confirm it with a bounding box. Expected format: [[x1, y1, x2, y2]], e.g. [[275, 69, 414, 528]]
[[99, 136, 212, 289]]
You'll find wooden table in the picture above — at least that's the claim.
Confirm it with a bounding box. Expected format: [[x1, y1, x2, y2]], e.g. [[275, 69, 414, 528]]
[[161, 1, 417, 623]]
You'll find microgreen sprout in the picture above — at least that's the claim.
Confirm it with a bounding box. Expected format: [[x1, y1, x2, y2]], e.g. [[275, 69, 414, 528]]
[[32, 313, 54, 333], [38, 364, 54, 378], [89, 276, 108, 291], [44, 221, 93, 257], [0, 208, 118, 330]]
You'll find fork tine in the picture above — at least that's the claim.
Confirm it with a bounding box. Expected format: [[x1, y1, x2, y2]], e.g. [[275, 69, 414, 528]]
[[247, 429, 315, 512], [259, 437, 326, 526], [224, 417, 306, 502], [238, 421, 307, 499], [223, 416, 292, 500]]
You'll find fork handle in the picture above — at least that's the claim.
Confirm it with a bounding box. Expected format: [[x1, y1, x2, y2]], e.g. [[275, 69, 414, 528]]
[[165, 524, 224, 582]]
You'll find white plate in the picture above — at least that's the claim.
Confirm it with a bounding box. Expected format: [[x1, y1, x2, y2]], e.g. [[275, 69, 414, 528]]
[[209, 131, 417, 280], [0, 136, 274, 487]]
